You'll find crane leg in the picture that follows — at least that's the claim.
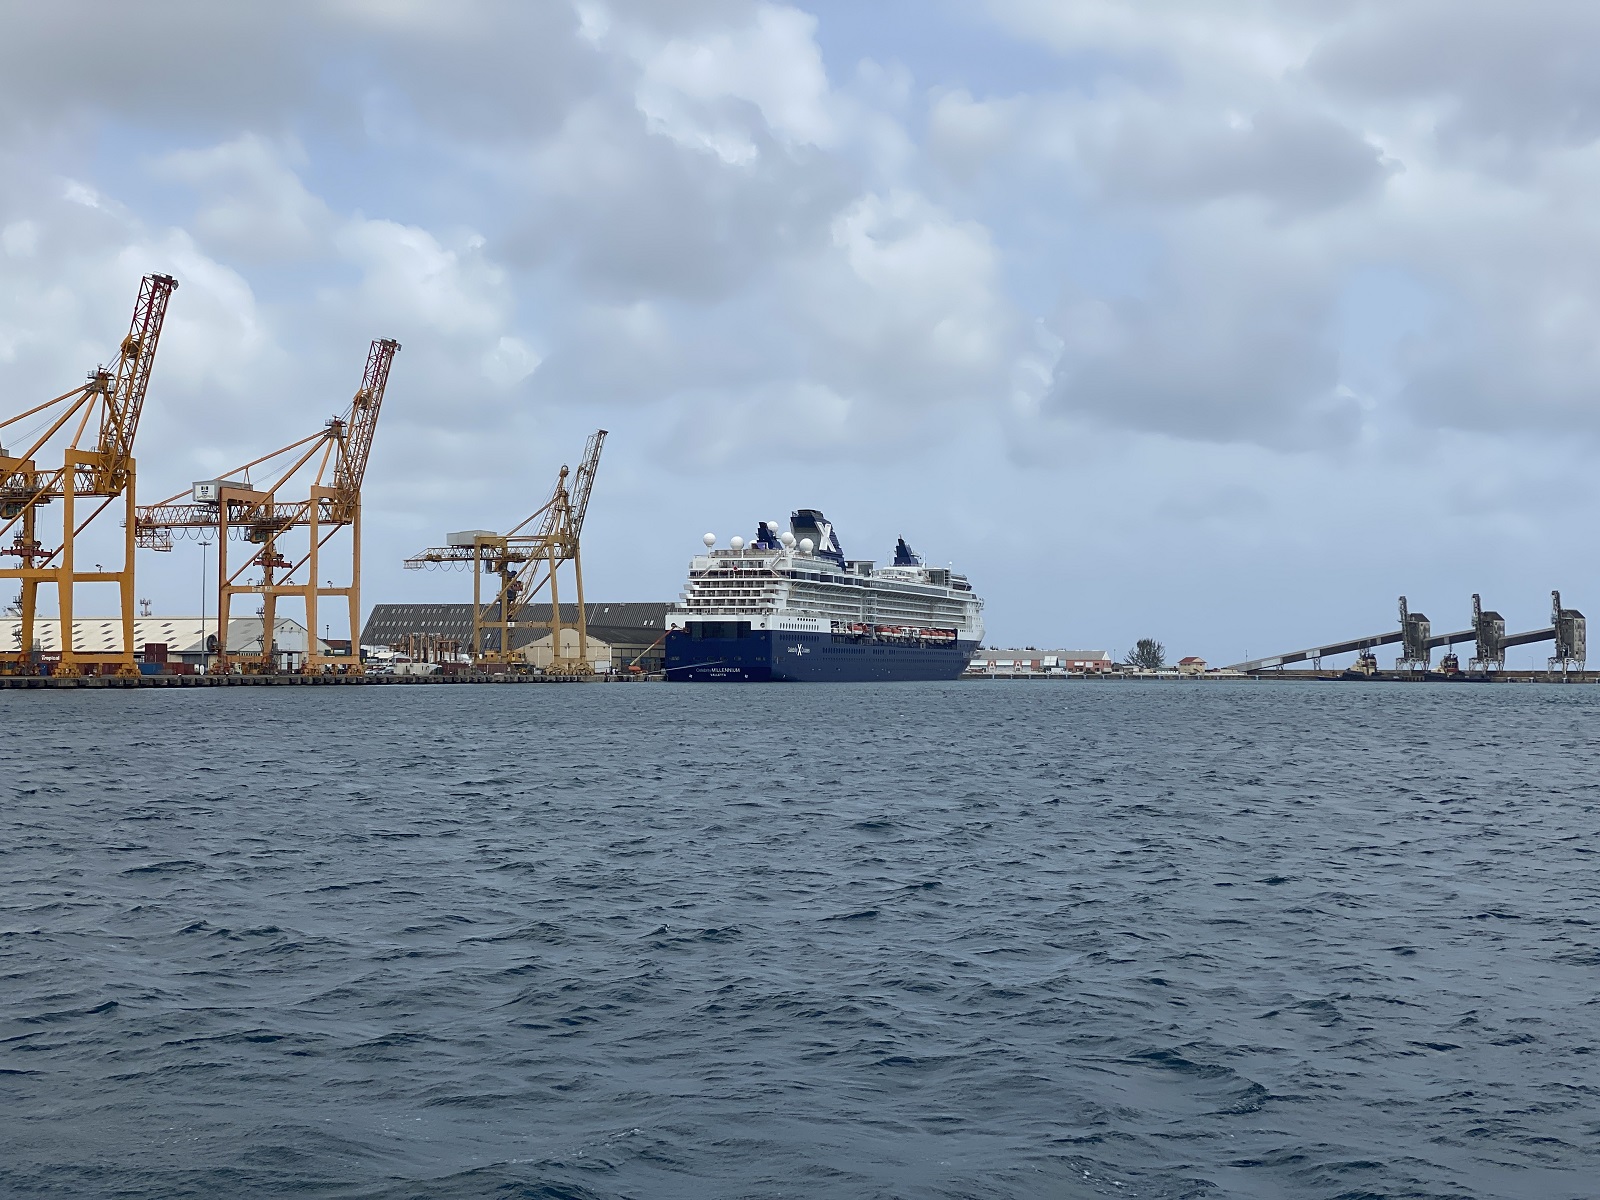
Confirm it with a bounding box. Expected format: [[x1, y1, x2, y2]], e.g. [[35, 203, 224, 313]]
[[57, 451, 78, 677], [347, 500, 362, 674], [548, 542, 562, 673], [117, 469, 138, 676], [19, 504, 38, 673], [260, 544, 278, 673], [216, 538, 232, 676], [472, 550, 483, 663], [572, 545, 589, 673], [307, 492, 320, 672]]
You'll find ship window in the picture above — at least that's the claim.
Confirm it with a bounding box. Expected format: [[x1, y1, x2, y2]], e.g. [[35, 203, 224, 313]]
[[688, 621, 752, 640]]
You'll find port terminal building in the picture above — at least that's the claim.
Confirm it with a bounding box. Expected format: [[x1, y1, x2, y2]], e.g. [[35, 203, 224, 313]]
[[965, 649, 1114, 676], [360, 603, 670, 674], [0, 617, 328, 670]]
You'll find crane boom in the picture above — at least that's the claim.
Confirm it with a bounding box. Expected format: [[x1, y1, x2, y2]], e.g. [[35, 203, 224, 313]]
[[1, 271, 179, 678], [330, 338, 399, 521], [132, 335, 398, 675], [567, 429, 607, 546], [94, 273, 178, 493], [402, 429, 607, 673]]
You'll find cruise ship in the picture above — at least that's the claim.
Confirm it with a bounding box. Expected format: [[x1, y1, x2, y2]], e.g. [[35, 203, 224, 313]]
[[664, 509, 984, 682]]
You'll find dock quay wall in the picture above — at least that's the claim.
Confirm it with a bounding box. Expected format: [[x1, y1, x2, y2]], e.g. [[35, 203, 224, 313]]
[[8, 671, 1594, 689], [0, 673, 662, 690], [965, 670, 1600, 684]]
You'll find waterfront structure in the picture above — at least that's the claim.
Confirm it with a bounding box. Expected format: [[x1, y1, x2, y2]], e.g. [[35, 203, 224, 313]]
[[1226, 592, 1586, 675], [403, 431, 606, 675], [1, 274, 178, 677], [0, 616, 327, 670], [361, 602, 669, 674], [965, 649, 1113, 676], [1177, 656, 1207, 676], [664, 511, 984, 682], [521, 628, 613, 673], [135, 339, 400, 675]]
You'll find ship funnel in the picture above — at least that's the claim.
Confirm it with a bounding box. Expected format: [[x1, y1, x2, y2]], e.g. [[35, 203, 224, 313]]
[[791, 509, 844, 566]]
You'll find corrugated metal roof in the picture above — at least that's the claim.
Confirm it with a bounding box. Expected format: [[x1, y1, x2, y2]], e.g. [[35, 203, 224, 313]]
[[0, 617, 326, 655], [361, 602, 669, 650]]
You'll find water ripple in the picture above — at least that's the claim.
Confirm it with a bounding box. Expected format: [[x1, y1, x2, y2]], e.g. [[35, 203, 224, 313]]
[[3, 681, 1599, 1197]]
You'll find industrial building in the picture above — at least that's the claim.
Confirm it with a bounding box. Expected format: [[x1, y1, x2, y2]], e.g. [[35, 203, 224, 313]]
[[0, 616, 328, 670], [521, 628, 614, 673], [965, 648, 1114, 676], [1226, 592, 1587, 676], [361, 602, 669, 674]]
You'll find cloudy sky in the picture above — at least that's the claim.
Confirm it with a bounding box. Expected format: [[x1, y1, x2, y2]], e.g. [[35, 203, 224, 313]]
[[3, 0, 1597, 663]]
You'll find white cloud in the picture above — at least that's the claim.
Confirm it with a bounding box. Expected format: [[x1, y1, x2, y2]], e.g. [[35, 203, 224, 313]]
[[1, 219, 38, 258], [792, 190, 1016, 408], [154, 134, 331, 260], [927, 89, 1024, 182], [331, 221, 509, 340], [986, 0, 1327, 82], [636, 3, 835, 157], [481, 334, 541, 388]]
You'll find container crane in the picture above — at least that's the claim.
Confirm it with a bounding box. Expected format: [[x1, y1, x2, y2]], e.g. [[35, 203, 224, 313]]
[[404, 429, 606, 675], [134, 338, 399, 673], [0, 273, 178, 676]]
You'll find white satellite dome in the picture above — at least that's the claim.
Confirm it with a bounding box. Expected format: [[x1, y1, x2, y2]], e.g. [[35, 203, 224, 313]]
[[703, 533, 716, 547], [730, 536, 745, 551], [780, 531, 796, 547], [799, 537, 815, 554]]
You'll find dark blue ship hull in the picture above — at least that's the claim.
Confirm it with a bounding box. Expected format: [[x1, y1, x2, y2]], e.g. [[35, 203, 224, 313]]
[[665, 628, 975, 682]]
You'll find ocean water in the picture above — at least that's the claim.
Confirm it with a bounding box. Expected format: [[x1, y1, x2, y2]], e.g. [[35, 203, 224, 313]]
[[3, 681, 1599, 1199]]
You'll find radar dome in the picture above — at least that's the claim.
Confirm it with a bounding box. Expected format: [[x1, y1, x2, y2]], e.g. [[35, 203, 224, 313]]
[[799, 537, 815, 554], [780, 531, 795, 547], [702, 533, 716, 547], [730, 536, 745, 551]]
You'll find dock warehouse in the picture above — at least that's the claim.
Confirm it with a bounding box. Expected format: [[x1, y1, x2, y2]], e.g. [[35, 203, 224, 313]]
[[0, 617, 329, 669], [965, 649, 1114, 676], [361, 603, 669, 673]]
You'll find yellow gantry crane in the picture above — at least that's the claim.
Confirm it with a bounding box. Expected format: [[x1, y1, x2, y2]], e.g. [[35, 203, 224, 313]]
[[404, 429, 606, 675], [134, 338, 399, 673], [0, 273, 179, 676]]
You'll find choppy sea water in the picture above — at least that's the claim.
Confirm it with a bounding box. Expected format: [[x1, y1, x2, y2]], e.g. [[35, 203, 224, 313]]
[[4, 681, 1599, 1199]]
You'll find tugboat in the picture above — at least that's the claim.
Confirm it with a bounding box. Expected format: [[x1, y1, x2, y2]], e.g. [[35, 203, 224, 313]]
[[1341, 649, 1379, 679], [1430, 650, 1466, 681]]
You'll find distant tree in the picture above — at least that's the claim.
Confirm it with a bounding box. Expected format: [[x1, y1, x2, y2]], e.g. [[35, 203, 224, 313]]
[[1126, 638, 1166, 670]]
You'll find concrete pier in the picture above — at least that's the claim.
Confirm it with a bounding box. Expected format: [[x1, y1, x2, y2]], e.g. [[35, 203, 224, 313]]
[[0, 672, 657, 689]]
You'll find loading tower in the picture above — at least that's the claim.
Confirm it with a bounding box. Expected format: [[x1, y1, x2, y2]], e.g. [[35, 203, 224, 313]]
[[1550, 591, 1586, 674], [1395, 595, 1431, 672], [0, 274, 178, 675], [134, 338, 399, 673], [1467, 594, 1506, 672], [404, 430, 606, 674]]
